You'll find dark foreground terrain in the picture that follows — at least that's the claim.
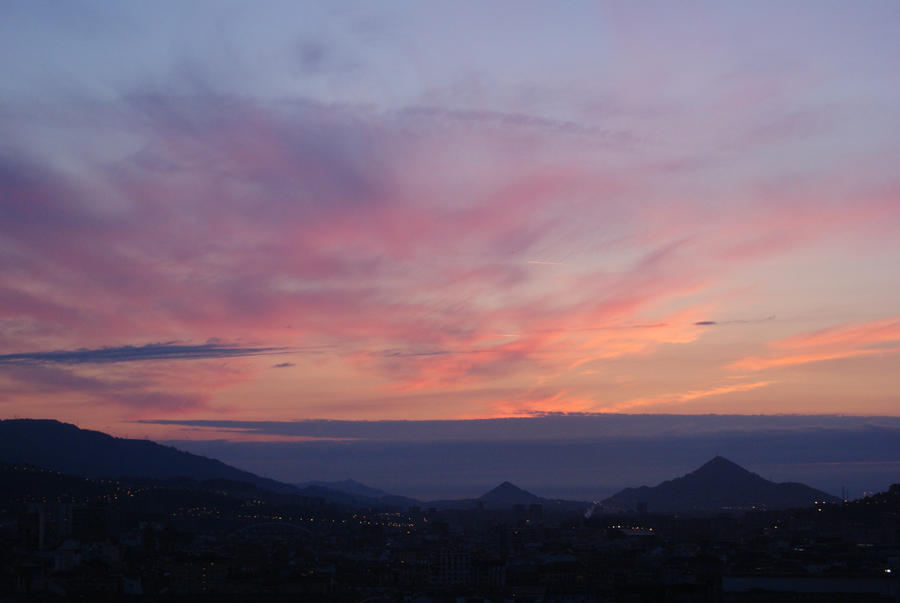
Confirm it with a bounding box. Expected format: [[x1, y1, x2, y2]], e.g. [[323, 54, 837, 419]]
[[1, 460, 899, 602]]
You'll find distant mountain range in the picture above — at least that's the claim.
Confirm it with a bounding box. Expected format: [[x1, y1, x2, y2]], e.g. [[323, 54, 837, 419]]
[[293, 479, 421, 508], [603, 456, 839, 512], [0, 420, 842, 514], [0, 420, 582, 511], [295, 478, 393, 498], [298, 478, 583, 510]]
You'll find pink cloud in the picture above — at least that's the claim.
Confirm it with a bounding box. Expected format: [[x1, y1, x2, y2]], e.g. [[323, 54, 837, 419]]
[[0, 362, 208, 416], [596, 380, 777, 413], [730, 317, 900, 372], [1, 92, 898, 422]]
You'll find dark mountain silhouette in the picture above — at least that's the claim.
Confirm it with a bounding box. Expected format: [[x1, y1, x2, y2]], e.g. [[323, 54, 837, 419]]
[[427, 481, 588, 511], [603, 456, 839, 512], [295, 478, 390, 499], [0, 462, 113, 504], [0, 419, 297, 494], [846, 483, 900, 510], [479, 481, 543, 506], [0, 420, 588, 510], [294, 479, 420, 508], [0, 462, 273, 505], [293, 480, 555, 510]]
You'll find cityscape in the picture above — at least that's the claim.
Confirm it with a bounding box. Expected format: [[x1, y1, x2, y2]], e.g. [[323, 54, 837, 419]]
[[0, 420, 898, 601]]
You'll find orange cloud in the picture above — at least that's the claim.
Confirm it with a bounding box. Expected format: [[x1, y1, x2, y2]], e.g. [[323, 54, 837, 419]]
[[488, 389, 598, 417], [596, 380, 776, 413], [730, 317, 900, 371], [3, 90, 899, 429]]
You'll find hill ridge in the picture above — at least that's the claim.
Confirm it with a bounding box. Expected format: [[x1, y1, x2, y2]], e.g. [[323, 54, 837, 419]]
[[603, 456, 838, 512], [479, 481, 542, 505], [0, 419, 296, 493]]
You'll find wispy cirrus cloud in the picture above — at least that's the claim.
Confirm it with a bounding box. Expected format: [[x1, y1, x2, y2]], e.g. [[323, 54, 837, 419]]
[[1, 0, 899, 426], [594, 380, 777, 413], [1, 89, 896, 421], [0, 341, 290, 414], [0, 362, 208, 413], [730, 317, 900, 372]]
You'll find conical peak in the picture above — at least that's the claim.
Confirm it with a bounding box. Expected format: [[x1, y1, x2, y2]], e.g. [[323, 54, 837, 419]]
[[480, 480, 539, 501], [603, 452, 838, 512], [685, 457, 758, 482], [487, 481, 522, 494], [699, 456, 741, 471]]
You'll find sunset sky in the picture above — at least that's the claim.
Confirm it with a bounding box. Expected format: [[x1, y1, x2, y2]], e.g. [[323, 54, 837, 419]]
[[1, 1, 899, 444]]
